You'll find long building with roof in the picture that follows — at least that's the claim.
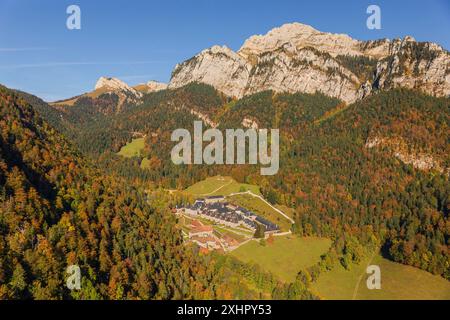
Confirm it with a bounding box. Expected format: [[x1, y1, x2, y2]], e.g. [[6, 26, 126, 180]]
[[178, 197, 280, 234]]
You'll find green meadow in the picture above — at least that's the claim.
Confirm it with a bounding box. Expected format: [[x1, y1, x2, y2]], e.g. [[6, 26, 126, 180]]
[[231, 236, 331, 283], [117, 138, 145, 158], [185, 176, 260, 196], [311, 254, 450, 300]]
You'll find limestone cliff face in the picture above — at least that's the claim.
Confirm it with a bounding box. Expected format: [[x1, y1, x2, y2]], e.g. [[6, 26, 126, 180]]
[[134, 80, 168, 94], [365, 136, 449, 175], [243, 45, 361, 102], [169, 23, 449, 103], [170, 45, 251, 98], [239, 22, 375, 59], [95, 77, 143, 99], [145, 81, 168, 92], [373, 37, 450, 97]]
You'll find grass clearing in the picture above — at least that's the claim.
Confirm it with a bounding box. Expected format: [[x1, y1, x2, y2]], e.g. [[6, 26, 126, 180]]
[[214, 181, 261, 196], [185, 176, 233, 195], [231, 236, 331, 283], [185, 176, 260, 196], [117, 138, 145, 158], [311, 254, 450, 300]]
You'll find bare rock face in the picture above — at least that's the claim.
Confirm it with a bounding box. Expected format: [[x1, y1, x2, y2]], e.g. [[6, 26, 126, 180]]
[[95, 77, 142, 98], [243, 45, 360, 103], [373, 38, 450, 97], [170, 45, 251, 98], [133, 80, 167, 94], [240, 22, 366, 59], [145, 81, 168, 92], [365, 136, 448, 175], [134, 81, 168, 94], [169, 22, 450, 104]]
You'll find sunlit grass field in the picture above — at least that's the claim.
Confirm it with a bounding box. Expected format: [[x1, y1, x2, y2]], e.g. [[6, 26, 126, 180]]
[[311, 254, 450, 300], [231, 236, 331, 283], [185, 176, 260, 196], [117, 138, 145, 158]]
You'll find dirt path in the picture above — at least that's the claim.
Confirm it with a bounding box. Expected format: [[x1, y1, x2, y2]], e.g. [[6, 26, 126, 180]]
[[351, 251, 377, 300], [229, 191, 295, 224], [195, 179, 233, 196]]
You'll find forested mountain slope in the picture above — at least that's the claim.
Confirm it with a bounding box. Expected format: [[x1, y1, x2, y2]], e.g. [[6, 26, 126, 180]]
[[1, 85, 313, 299], [240, 90, 449, 278], [212, 89, 448, 278], [23, 79, 450, 280], [0, 85, 191, 299]]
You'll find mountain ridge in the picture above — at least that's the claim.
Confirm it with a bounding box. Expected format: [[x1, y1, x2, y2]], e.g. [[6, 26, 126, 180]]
[[51, 22, 449, 110], [169, 22, 450, 103], [51, 77, 168, 114]]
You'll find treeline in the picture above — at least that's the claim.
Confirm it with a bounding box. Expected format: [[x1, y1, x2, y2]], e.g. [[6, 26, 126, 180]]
[[211, 254, 318, 300]]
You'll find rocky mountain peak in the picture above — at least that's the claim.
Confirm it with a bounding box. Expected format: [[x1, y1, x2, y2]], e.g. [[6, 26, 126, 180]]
[[89, 77, 143, 113], [239, 22, 317, 56], [95, 76, 142, 99], [239, 22, 364, 59], [95, 77, 131, 91], [168, 22, 450, 103], [207, 45, 236, 55]]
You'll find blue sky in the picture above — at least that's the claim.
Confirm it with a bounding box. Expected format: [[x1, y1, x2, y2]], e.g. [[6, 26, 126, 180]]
[[0, 0, 449, 101]]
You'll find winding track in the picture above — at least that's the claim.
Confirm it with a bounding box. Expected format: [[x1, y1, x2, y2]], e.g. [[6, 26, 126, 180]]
[[228, 190, 295, 224], [351, 251, 377, 300], [193, 179, 233, 196]]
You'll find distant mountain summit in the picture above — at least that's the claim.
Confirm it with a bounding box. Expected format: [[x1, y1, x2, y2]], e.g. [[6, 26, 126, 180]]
[[169, 22, 450, 103], [52, 76, 170, 114], [95, 76, 140, 95], [94, 77, 168, 95], [51, 76, 138, 112]]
